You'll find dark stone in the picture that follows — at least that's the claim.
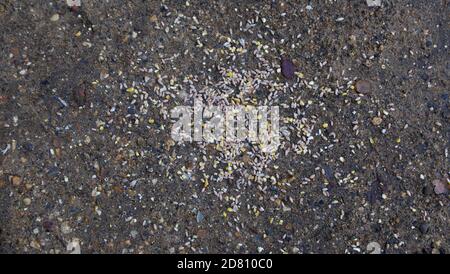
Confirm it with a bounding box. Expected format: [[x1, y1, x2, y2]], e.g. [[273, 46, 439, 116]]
[[73, 86, 87, 106], [40, 79, 49, 86], [420, 73, 430, 82], [422, 185, 433, 196], [127, 106, 136, 115], [42, 220, 55, 232], [323, 165, 334, 181], [371, 223, 382, 233], [281, 57, 296, 79], [419, 223, 430, 234], [47, 167, 59, 177], [422, 247, 432, 254], [22, 142, 34, 152], [160, 5, 168, 13]]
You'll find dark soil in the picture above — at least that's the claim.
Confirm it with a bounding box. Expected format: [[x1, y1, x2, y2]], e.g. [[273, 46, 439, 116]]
[[0, 0, 448, 254]]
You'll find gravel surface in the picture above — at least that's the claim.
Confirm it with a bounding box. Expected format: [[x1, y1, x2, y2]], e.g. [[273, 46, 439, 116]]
[[0, 0, 448, 254]]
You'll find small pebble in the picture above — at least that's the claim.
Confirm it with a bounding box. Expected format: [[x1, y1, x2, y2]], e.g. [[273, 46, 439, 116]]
[[23, 198, 31, 206], [422, 185, 433, 196], [50, 14, 60, 22], [431, 248, 440, 254], [67, 238, 81, 254], [371, 117, 383, 126], [73, 86, 87, 106], [66, 0, 81, 7], [61, 222, 72, 234], [43, 220, 55, 232], [196, 211, 204, 223], [10, 175, 21, 186], [366, 241, 381, 254], [149, 15, 158, 23], [432, 179, 448, 195], [281, 57, 296, 79], [30, 239, 40, 249], [355, 79, 373, 93], [367, 0, 381, 7], [419, 223, 430, 234], [130, 230, 138, 238]]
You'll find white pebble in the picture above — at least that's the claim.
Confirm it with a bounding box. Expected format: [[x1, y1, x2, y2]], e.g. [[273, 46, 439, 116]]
[[50, 14, 60, 22]]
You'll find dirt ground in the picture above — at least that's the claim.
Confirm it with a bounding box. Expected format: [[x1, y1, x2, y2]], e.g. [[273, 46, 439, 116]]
[[0, 0, 448, 254]]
